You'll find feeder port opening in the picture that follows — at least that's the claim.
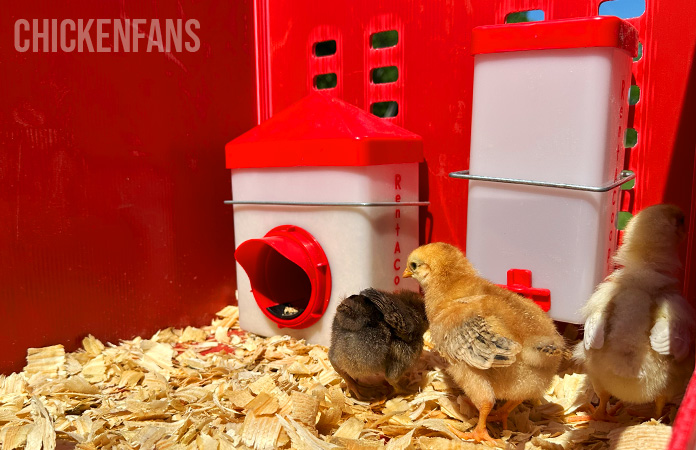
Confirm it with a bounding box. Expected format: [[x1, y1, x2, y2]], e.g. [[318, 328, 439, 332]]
[[253, 244, 312, 320]]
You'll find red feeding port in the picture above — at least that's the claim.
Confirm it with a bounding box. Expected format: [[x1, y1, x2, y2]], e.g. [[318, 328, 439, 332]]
[[234, 225, 331, 329], [497, 269, 551, 312]]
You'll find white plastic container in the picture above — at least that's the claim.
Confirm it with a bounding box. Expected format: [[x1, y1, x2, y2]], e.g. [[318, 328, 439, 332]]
[[225, 93, 423, 346], [463, 17, 638, 323]]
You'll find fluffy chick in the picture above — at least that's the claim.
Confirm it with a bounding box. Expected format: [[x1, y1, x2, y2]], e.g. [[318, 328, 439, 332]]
[[328, 288, 428, 400], [404, 243, 564, 444], [574, 204, 695, 421]]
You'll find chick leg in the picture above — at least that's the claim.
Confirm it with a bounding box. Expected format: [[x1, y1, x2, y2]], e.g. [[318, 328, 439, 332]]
[[384, 343, 414, 397], [382, 378, 401, 397], [447, 400, 498, 445], [606, 401, 624, 416], [446, 366, 499, 445], [654, 396, 666, 419], [487, 400, 523, 429], [591, 389, 618, 422]]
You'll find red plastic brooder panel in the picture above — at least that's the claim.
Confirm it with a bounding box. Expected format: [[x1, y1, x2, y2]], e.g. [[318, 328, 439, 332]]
[[0, 0, 258, 374]]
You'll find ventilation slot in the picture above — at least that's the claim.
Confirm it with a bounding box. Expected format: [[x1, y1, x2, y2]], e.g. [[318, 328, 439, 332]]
[[314, 73, 337, 90], [505, 10, 545, 23], [314, 40, 336, 57], [371, 30, 398, 49], [371, 66, 399, 84], [371, 101, 399, 118]]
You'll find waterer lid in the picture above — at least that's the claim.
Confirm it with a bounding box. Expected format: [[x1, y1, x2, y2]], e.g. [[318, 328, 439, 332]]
[[472, 16, 639, 57], [225, 93, 423, 169], [234, 225, 331, 329]]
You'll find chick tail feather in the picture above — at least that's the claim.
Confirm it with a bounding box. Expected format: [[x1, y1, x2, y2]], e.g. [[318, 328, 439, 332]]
[[521, 337, 564, 368]]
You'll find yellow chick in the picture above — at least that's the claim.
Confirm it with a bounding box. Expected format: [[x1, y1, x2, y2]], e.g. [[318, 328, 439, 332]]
[[404, 242, 564, 444], [574, 204, 695, 420]]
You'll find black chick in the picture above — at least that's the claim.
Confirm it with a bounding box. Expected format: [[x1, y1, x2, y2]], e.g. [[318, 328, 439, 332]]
[[328, 288, 428, 400]]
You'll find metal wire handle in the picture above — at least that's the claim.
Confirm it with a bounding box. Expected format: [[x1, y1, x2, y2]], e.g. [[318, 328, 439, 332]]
[[224, 200, 429, 207], [448, 169, 636, 192]]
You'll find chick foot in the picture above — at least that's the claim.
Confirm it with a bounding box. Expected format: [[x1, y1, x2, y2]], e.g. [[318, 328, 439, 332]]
[[487, 400, 523, 429], [447, 423, 499, 446], [568, 397, 619, 423], [387, 378, 423, 399], [625, 397, 666, 420], [591, 409, 619, 422], [338, 370, 392, 401], [591, 392, 619, 422], [352, 382, 393, 401], [607, 401, 624, 416], [448, 401, 501, 447]]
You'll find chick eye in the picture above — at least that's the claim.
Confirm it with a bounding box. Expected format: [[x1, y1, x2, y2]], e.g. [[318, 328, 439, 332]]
[[409, 261, 417, 271]]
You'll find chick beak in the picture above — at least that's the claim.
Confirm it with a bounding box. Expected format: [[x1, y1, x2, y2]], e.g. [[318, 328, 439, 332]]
[[402, 268, 412, 278]]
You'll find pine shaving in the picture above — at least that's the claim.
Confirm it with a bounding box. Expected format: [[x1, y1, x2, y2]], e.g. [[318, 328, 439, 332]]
[[0, 305, 679, 450]]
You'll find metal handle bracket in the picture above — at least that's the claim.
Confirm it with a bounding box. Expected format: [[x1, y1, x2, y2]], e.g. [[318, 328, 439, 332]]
[[224, 200, 429, 207], [448, 170, 636, 193]]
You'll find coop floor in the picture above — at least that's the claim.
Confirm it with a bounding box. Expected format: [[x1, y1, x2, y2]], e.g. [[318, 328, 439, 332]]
[[0, 306, 677, 450]]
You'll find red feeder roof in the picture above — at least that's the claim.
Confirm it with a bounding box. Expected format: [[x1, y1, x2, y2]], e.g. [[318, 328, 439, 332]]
[[472, 16, 639, 57], [226, 93, 424, 169]]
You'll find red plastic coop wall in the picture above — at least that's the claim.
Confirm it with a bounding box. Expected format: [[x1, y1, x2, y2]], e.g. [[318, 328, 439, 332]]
[[1, 1, 258, 374]]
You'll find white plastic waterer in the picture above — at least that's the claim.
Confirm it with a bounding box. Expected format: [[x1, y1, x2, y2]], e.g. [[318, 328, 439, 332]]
[[225, 93, 423, 346], [452, 17, 639, 323]]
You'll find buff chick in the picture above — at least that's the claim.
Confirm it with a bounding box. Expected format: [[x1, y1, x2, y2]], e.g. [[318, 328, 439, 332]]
[[574, 204, 695, 420], [403, 243, 564, 445], [328, 288, 428, 400]]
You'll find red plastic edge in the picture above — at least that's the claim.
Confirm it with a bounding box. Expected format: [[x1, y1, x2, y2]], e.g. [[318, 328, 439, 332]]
[[472, 16, 639, 57], [227, 138, 423, 169], [668, 366, 696, 449], [225, 93, 424, 168], [234, 225, 332, 329]]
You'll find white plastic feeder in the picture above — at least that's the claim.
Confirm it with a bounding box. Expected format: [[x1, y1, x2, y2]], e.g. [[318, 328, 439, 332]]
[[225, 93, 423, 346], [451, 17, 639, 323]]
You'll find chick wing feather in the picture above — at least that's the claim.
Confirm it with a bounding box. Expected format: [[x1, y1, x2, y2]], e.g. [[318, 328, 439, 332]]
[[442, 314, 522, 370], [334, 296, 372, 331], [361, 288, 422, 341], [650, 293, 696, 361], [581, 277, 619, 350], [583, 312, 606, 350], [649, 319, 670, 355]]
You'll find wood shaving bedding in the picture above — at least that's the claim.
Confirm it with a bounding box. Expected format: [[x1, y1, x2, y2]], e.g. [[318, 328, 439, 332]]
[[0, 306, 676, 449]]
